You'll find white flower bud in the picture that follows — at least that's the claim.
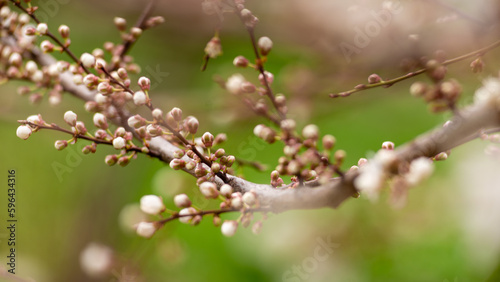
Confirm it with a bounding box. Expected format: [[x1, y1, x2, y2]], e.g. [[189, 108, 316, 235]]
[[302, 124, 319, 139], [80, 53, 96, 68], [95, 58, 107, 69], [19, 14, 30, 25], [136, 221, 157, 238], [36, 23, 48, 35], [112, 137, 126, 149], [231, 193, 243, 209], [127, 115, 146, 129], [382, 141, 395, 150], [257, 36, 273, 56], [8, 52, 22, 66], [199, 182, 218, 199], [27, 115, 41, 125], [16, 125, 32, 140], [140, 195, 165, 215], [242, 191, 257, 206], [174, 194, 191, 208], [94, 93, 107, 104], [178, 207, 197, 224], [221, 220, 238, 237], [93, 113, 108, 129], [152, 108, 163, 120], [54, 140, 68, 151], [114, 17, 127, 31], [220, 184, 233, 197], [225, 74, 245, 95], [133, 91, 147, 106], [64, 110, 77, 126], [31, 70, 44, 82], [25, 60, 37, 74]]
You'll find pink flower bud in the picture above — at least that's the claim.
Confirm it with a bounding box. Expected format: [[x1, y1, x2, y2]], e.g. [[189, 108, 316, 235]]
[[258, 71, 274, 85], [302, 124, 319, 140], [186, 117, 199, 134], [105, 155, 117, 166], [233, 56, 249, 67], [169, 158, 185, 170], [58, 25, 70, 38], [382, 141, 395, 150], [138, 76, 151, 91], [202, 132, 214, 148], [204, 36, 222, 59], [170, 107, 183, 122], [368, 73, 382, 84], [54, 140, 68, 151]]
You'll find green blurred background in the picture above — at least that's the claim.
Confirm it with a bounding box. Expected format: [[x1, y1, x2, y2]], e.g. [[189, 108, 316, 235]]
[[1, 0, 500, 281]]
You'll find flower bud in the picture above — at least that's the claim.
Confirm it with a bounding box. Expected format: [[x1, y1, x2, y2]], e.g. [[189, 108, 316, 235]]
[[138, 76, 151, 91], [258, 36, 272, 56], [16, 125, 32, 140], [410, 81, 427, 97], [186, 117, 199, 134], [146, 124, 162, 137], [214, 148, 225, 158], [117, 156, 130, 167], [204, 36, 222, 58], [114, 17, 127, 31], [358, 158, 368, 167], [93, 113, 108, 129], [131, 27, 142, 38], [382, 141, 395, 150], [140, 195, 165, 215], [202, 132, 214, 148], [36, 23, 48, 35], [136, 222, 156, 238], [80, 53, 95, 68], [322, 134, 336, 150], [199, 182, 218, 199], [368, 73, 382, 84], [8, 53, 22, 66], [225, 74, 245, 95], [132, 91, 147, 106], [54, 140, 68, 151], [258, 71, 274, 85], [169, 159, 185, 170], [105, 155, 117, 166], [470, 57, 484, 73], [221, 220, 238, 237], [178, 207, 197, 224], [433, 152, 448, 161], [127, 115, 146, 129], [230, 193, 243, 209], [280, 119, 296, 132], [174, 194, 191, 208], [302, 124, 319, 140], [242, 191, 257, 206], [220, 184, 233, 197], [233, 56, 249, 67], [112, 137, 126, 149], [170, 107, 182, 122], [64, 110, 77, 126], [58, 25, 70, 38]]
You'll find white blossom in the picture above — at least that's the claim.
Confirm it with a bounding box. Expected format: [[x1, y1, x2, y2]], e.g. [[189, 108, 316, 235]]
[[112, 137, 126, 149], [178, 207, 197, 224], [406, 157, 434, 186], [225, 74, 245, 95], [16, 125, 32, 140], [136, 221, 157, 238]]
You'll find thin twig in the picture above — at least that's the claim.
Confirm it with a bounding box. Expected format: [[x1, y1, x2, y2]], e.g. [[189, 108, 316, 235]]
[[331, 39, 500, 98]]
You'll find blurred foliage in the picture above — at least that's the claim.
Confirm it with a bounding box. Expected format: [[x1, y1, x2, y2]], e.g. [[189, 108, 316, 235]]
[[1, 1, 500, 282]]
